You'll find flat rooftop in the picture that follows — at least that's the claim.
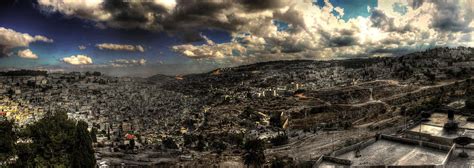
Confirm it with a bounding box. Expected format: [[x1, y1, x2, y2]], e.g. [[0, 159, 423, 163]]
[[446, 149, 474, 167], [337, 139, 448, 166], [424, 113, 474, 130], [409, 124, 461, 139]]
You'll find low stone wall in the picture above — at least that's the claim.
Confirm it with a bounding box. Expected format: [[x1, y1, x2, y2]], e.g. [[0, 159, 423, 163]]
[[312, 155, 324, 168], [441, 144, 456, 167], [420, 141, 452, 151], [404, 131, 453, 146], [322, 156, 352, 166], [332, 138, 377, 156], [321, 134, 451, 168], [350, 165, 438, 168], [380, 134, 452, 151], [380, 134, 419, 145], [386, 165, 438, 168]]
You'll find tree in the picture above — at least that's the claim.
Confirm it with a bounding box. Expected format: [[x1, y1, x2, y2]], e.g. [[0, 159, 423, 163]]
[[106, 127, 111, 140], [20, 111, 76, 167], [71, 121, 96, 168], [466, 97, 474, 110], [129, 139, 135, 151], [90, 128, 98, 143], [0, 120, 16, 163], [270, 133, 288, 146], [271, 156, 294, 168], [240, 107, 261, 122], [269, 113, 282, 128], [162, 137, 178, 149], [195, 140, 206, 152], [243, 139, 266, 168], [454, 136, 472, 158], [92, 71, 101, 76], [14, 111, 96, 168], [211, 141, 226, 155]]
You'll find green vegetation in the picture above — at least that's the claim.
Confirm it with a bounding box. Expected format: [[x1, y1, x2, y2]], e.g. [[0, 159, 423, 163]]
[[243, 139, 266, 168], [162, 137, 179, 149], [210, 141, 226, 154], [269, 113, 282, 128], [466, 97, 474, 110], [405, 98, 442, 117], [91, 128, 98, 143], [240, 107, 262, 122], [270, 133, 289, 146], [270, 156, 294, 168], [0, 120, 16, 163], [0, 70, 47, 76], [0, 111, 96, 167]]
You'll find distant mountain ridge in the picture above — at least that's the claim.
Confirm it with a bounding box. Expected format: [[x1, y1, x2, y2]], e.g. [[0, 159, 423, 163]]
[[148, 47, 473, 95]]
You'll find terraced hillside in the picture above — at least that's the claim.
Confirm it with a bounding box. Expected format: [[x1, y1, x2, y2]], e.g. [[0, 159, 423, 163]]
[[144, 47, 473, 166]]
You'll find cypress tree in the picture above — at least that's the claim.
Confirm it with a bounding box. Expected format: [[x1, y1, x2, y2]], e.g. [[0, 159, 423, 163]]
[[71, 121, 96, 168], [0, 120, 16, 163]]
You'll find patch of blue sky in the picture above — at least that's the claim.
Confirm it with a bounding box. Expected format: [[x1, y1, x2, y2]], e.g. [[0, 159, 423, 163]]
[[273, 20, 290, 31], [392, 2, 408, 15], [313, 0, 378, 20]]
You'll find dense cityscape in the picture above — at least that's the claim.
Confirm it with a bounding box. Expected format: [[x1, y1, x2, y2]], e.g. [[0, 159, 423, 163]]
[[0, 47, 472, 167], [1, 0, 474, 167]]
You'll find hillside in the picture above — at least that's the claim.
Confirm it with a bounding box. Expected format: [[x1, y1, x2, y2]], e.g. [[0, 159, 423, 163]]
[[144, 47, 474, 165]]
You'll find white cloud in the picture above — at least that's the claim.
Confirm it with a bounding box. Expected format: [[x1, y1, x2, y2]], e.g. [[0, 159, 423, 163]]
[[17, 49, 38, 59], [78, 45, 86, 50], [38, 0, 111, 22], [109, 58, 147, 67], [62, 55, 93, 65], [153, 0, 176, 12], [96, 43, 145, 52], [334, 7, 344, 18], [0, 27, 53, 56]]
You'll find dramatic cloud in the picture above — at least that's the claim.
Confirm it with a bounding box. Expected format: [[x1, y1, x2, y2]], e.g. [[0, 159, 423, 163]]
[[96, 43, 145, 52], [430, 0, 473, 32], [109, 58, 147, 67], [37, 0, 111, 22], [38, 0, 474, 64], [62, 55, 93, 65], [0, 27, 53, 57], [171, 0, 474, 63], [17, 49, 39, 59]]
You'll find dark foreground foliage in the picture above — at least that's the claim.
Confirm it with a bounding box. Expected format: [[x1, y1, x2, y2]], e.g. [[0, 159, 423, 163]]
[[0, 111, 96, 167]]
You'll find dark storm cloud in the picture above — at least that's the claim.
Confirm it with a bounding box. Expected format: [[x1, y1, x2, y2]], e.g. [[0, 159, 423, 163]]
[[370, 9, 392, 29], [38, 0, 292, 40], [239, 0, 288, 11], [159, 0, 289, 33], [161, 1, 237, 32], [35, 0, 474, 65], [329, 36, 357, 47], [370, 9, 413, 33], [101, 0, 168, 30], [0, 45, 8, 58], [430, 1, 473, 32], [319, 29, 358, 47]]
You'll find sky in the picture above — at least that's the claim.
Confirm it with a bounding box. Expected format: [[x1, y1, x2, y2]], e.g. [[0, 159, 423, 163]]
[[0, 0, 473, 77]]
